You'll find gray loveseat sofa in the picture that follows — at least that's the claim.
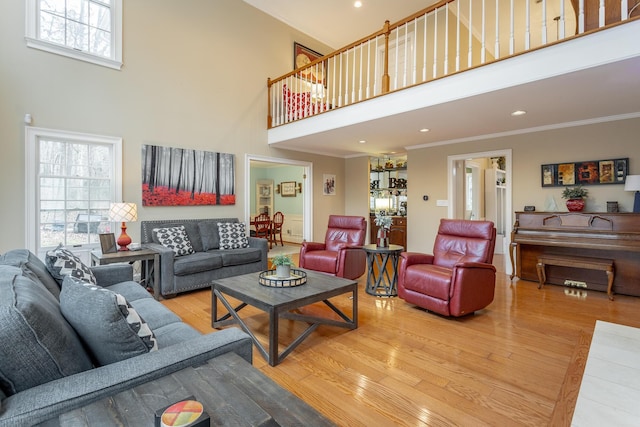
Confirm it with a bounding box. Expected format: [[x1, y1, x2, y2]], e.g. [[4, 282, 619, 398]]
[[141, 218, 268, 298], [0, 249, 252, 426]]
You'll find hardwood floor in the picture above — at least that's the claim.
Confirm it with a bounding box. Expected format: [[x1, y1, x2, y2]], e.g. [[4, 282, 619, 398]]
[[161, 254, 640, 426]]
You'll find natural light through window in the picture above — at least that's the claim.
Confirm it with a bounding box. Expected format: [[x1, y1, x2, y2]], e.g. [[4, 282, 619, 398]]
[[25, 0, 123, 69], [25, 127, 122, 257]]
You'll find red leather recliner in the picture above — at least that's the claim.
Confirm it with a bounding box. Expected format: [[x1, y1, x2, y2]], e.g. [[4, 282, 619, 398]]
[[398, 219, 497, 317], [299, 215, 367, 280]]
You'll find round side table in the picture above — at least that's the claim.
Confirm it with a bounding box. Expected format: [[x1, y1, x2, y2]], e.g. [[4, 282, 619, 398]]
[[363, 244, 404, 297]]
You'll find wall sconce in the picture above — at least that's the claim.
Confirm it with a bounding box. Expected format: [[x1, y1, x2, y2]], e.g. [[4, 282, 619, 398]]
[[297, 183, 302, 193], [275, 184, 280, 194]]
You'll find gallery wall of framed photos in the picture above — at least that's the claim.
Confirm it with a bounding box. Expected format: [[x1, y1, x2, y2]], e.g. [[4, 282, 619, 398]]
[[541, 158, 628, 187]]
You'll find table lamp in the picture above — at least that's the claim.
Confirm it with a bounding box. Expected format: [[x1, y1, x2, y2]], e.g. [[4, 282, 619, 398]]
[[624, 175, 640, 213], [109, 202, 138, 251]]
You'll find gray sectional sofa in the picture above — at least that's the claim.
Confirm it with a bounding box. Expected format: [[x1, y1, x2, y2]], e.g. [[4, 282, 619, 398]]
[[0, 249, 252, 426], [141, 218, 268, 298]]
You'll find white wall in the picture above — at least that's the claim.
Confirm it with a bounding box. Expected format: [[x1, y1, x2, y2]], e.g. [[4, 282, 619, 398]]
[[405, 118, 640, 254], [0, 0, 343, 252]]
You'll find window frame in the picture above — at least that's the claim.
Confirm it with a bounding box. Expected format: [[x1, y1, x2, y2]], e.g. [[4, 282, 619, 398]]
[[25, 126, 123, 257], [25, 0, 123, 70]]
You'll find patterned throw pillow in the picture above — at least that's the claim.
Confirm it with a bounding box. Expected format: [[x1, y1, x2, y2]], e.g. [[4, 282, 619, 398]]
[[60, 276, 158, 366], [45, 243, 97, 285], [217, 222, 249, 250], [153, 226, 195, 257]]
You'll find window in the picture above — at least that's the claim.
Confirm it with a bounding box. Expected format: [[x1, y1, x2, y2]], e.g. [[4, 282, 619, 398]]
[[25, 0, 123, 70], [26, 126, 122, 259]]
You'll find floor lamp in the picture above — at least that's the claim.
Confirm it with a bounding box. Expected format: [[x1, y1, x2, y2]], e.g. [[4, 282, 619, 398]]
[[624, 175, 640, 213], [109, 202, 138, 251]]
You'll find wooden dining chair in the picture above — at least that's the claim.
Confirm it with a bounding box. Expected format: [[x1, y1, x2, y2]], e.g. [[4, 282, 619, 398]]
[[252, 213, 271, 241], [270, 212, 284, 248]]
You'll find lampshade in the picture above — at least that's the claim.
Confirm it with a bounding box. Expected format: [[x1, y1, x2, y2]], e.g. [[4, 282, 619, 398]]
[[624, 175, 640, 192], [109, 203, 138, 222], [624, 175, 640, 213]]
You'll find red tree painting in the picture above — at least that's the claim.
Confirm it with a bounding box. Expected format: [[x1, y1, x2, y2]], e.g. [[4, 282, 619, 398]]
[[142, 144, 235, 206]]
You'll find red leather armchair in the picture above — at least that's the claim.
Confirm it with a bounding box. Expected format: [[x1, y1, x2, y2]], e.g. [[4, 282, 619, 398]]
[[398, 219, 497, 317], [299, 215, 367, 280]]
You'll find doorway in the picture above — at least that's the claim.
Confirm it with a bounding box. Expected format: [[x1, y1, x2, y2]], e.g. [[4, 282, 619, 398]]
[[447, 149, 512, 273], [245, 154, 313, 243]]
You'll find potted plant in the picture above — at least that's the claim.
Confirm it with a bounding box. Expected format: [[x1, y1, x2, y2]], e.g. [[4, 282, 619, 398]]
[[271, 254, 295, 278], [374, 211, 392, 247], [561, 185, 588, 212]]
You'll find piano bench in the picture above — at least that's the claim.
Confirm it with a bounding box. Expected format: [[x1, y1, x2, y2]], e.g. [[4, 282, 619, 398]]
[[536, 254, 615, 300]]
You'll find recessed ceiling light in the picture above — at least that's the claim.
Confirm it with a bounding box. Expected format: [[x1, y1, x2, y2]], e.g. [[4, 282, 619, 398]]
[[419, 128, 430, 132], [354, 1, 362, 8], [511, 110, 526, 116], [358, 140, 366, 144]]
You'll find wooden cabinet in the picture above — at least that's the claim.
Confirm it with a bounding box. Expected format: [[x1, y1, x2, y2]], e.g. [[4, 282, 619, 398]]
[[370, 216, 407, 249], [256, 179, 273, 216]]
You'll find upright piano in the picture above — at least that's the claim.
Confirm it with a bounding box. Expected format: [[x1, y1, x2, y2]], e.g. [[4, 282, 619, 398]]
[[510, 211, 640, 297]]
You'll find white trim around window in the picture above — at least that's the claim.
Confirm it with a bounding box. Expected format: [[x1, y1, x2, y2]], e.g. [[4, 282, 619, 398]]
[[25, 126, 123, 255], [25, 0, 123, 70]]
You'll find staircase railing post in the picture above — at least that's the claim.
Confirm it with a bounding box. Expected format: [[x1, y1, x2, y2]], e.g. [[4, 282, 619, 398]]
[[382, 20, 390, 94]]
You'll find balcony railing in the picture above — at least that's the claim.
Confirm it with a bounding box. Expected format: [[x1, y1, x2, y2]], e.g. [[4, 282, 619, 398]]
[[267, 0, 638, 128]]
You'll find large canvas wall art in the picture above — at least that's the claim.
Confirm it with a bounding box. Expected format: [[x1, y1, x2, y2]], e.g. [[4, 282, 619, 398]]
[[142, 144, 235, 206]]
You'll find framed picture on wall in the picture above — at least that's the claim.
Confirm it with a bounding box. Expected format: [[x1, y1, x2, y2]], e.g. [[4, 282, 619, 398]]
[[293, 42, 326, 85], [280, 181, 297, 197], [323, 174, 336, 195], [541, 157, 628, 187]]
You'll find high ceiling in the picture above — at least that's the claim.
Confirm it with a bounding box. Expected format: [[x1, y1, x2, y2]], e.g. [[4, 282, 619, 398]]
[[243, 0, 436, 49], [244, 1, 640, 158]]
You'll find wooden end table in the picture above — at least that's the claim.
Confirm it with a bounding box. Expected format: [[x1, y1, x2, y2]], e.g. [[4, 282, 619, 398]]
[[363, 244, 404, 297], [212, 269, 358, 366], [91, 248, 161, 300]]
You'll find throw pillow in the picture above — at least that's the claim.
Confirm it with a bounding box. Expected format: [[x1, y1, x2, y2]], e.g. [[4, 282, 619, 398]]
[[45, 243, 97, 286], [60, 276, 158, 366], [217, 222, 249, 249], [0, 266, 93, 396], [153, 226, 195, 257]]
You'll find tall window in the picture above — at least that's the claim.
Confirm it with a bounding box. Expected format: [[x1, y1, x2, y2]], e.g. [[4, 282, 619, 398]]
[[25, 0, 123, 70], [26, 127, 122, 258]]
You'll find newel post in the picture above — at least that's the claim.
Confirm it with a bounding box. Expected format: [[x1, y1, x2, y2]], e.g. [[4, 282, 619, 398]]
[[382, 20, 390, 94]]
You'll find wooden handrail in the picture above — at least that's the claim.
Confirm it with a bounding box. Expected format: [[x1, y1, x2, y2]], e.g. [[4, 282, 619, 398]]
[[267, 0, 637, 128]]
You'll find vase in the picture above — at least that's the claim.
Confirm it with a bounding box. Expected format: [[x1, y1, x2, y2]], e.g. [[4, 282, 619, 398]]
[[377, 229, 389, 248], [566, 198, 585, 212], [276, 265, 291, 278]]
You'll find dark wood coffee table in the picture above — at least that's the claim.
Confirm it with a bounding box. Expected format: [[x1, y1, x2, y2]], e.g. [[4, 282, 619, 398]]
[[212, 270, 358, 366], [44, 352, 335, 426]]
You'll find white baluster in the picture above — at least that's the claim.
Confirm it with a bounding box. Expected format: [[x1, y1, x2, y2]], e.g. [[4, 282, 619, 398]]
[[599, 0, 605, 28], [359, 43, 363, 101], [541, 0, 547, 45], [468, 0, 473, 68], [433, 7, 439, 77], [332, 55, 337, 108], [456, 0, 461, 72], [423, 11, 428, 81], [412, 18, 418, 84], [481, 0, 486, 64], [525, 0, 531, 49], [559, 0, 566, 39], [394, 27, 399, 90], [338, 52, 343, 107], [444, 3, 449, 75], [494, 0, 500, 59], [366, 40, 371, 99], [344, 50, 350, 104], [509, 0, 515, 55], [351, 46, 356, 102], [578, 0, 585, 33]]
